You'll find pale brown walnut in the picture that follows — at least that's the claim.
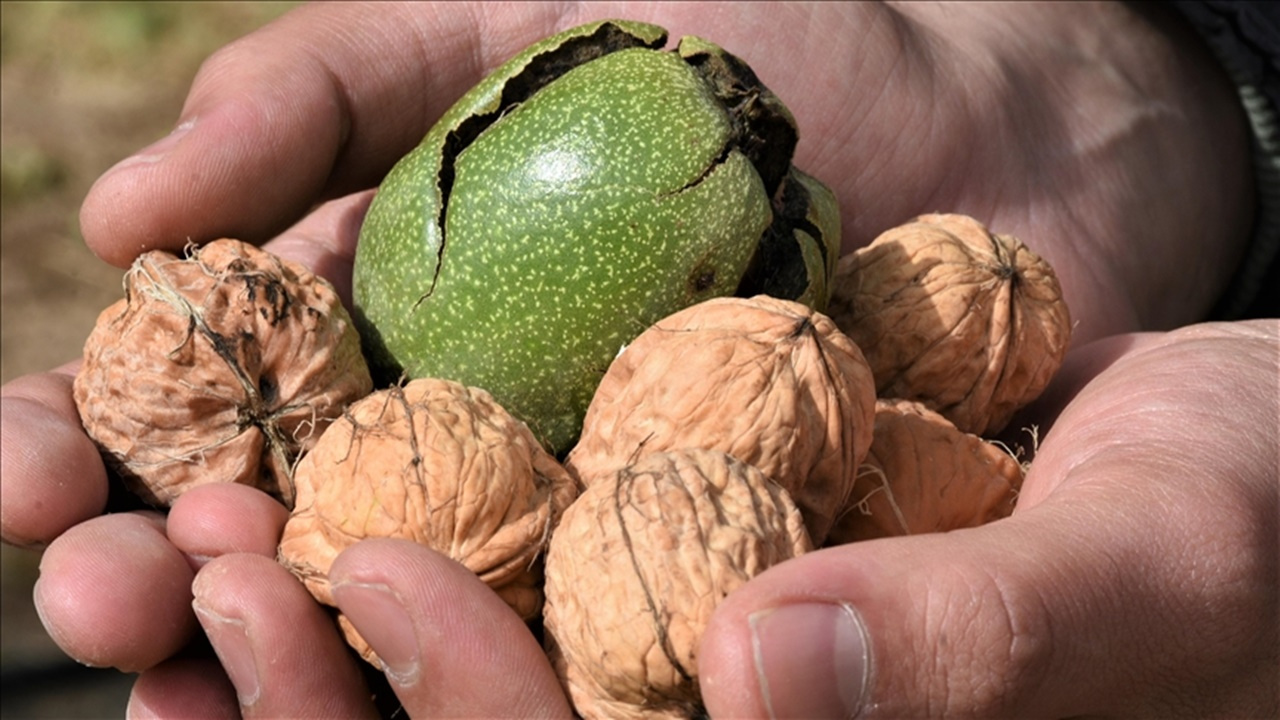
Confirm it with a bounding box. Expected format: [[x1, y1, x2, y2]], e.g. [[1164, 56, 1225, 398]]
[[543, 449, 811, 720], [827, 398, 1023, 545], [827, 213, 1071, 436], [565, 295, 875, 544], [73, 239, 373, 508], [277, 378, 578, 666]]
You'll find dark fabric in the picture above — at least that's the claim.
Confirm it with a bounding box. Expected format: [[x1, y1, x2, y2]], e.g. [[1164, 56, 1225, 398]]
[[1174, 1, 1280, 319], [1183, 2, 1280, 95]]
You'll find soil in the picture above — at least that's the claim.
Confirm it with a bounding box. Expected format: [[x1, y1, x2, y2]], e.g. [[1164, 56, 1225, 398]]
[[1, 4, 295, 716]]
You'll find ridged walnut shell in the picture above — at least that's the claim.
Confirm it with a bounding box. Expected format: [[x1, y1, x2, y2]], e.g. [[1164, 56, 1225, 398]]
[[544, 449, 811, 720], [827, 399, 1023, 545], [827, 213, 1071, 435], [73, 239, 372, 508], [277, 378, 578, 666], [565, 295, 875, 544]]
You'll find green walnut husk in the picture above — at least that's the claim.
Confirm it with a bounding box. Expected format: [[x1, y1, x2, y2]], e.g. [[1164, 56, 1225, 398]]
[[353, 19, 840, 454]]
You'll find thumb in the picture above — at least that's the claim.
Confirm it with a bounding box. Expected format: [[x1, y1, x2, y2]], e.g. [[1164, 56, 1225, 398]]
[[701, 324, 1280, 719], [699, 500, 1188, 719], [78, 3, 567, 268]]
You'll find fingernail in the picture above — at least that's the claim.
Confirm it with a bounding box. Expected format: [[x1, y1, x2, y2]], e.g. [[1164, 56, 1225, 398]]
[[749, 602, 870, 720], [193, 602, 260, 706], [331, 581, 421, 686], [108, 118, 195, 172]]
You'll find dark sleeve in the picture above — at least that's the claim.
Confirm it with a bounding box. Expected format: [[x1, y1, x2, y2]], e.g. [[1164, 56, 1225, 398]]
[[1173, 1, 1280, 319]]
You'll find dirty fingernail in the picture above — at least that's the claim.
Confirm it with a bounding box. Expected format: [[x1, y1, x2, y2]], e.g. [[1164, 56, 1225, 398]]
[[193, 602, 260, 706], [331, 581, 421, 687], [749, 601, 870, 720]]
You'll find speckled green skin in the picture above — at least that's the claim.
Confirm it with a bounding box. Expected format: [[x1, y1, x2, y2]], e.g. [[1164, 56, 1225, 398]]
[[354, 20, 838, 454]]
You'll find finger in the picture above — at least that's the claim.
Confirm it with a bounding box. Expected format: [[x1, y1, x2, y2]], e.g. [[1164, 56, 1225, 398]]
[[128, 657, 240, 720], [192, 553, 377, 719], [34, 512, 197, 672], [701, 508, 1139, 719], [78, 2, 576, 267], [167, 484, 290, 570], [1017, 320, 1278, 510], [997, 331, 1166, 452], [329, 538, 572, 718], [0, 367, 108, 548]]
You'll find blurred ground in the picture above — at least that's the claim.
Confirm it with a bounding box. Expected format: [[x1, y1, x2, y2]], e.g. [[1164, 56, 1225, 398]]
[[1, 3, 295, 717]]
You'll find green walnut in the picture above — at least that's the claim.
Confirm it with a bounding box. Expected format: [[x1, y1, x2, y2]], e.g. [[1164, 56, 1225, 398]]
[[353, 19, 840, 454]]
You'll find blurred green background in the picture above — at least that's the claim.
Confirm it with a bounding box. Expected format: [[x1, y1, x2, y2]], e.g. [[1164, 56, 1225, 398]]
[[1, 3, 296, 717]]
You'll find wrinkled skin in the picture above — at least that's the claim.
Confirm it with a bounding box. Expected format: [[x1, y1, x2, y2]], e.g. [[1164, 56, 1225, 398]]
[[1, 2, 1274, 718]]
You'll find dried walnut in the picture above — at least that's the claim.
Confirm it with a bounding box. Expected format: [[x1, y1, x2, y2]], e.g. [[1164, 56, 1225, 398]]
[[73, 239, 372, 508], [277, 378, 578, 665], [565, 295, 876, 544], [827, 213, 1071, 435], [828, 398, 1023, 545], [543, 448, 811, 720]]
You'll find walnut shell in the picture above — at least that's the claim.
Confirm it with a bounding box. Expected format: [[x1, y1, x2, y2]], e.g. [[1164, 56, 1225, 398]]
[[826, 399, 1023, 545], [73, 239, 373, 508], [565, 295, 875, 544], [277, 378, 578, 665], [827, 213, 1071, 435], [544, 449, 811, 720]]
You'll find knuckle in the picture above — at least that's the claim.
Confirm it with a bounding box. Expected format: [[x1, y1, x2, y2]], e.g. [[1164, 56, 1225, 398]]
[[905, 562, 1054, 717]]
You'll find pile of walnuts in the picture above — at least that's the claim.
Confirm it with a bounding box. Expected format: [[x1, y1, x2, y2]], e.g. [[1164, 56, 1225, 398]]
[[74, 214, 1071, 719], [539, 215, 1069, 716]]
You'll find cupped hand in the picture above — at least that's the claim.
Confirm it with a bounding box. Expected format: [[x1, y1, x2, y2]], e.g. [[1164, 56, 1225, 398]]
[[78, 1, 1250, 342], [0, 1, 1269, 717], [701, 319, 1279, 718]]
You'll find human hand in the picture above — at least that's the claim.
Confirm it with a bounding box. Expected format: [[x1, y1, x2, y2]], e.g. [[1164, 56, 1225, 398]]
[[2, 1, 1269, 717], [30, 323, 1275, 719], [114, 321, 1280, 719], [75, 1, 1251, 343], [700, 319, 1279, 718], [25, 479, 568, 718]]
